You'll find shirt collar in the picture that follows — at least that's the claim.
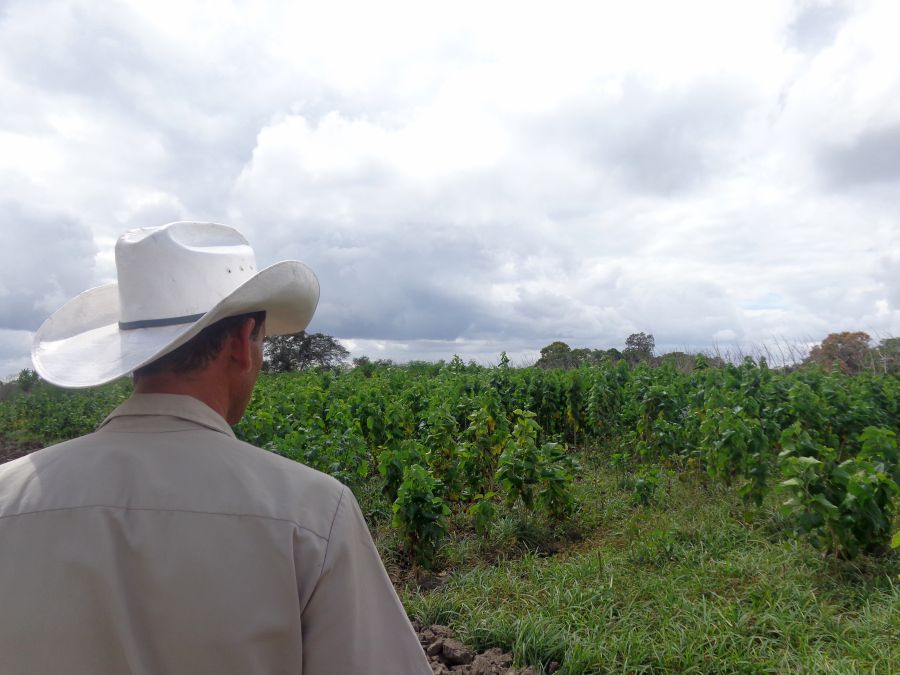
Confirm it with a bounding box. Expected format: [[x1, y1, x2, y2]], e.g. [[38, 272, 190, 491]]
[[98, 393, 237, 439]]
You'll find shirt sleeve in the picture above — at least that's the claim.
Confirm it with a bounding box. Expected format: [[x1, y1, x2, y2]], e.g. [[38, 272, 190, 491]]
[[300, 487, 432, 675]]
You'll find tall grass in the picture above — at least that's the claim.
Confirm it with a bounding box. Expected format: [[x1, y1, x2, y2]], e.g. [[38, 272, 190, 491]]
[[399, 467, 899, 674]]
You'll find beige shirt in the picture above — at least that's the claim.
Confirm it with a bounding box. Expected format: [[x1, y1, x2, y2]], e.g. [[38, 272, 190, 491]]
[[0, 394, 431, 675]]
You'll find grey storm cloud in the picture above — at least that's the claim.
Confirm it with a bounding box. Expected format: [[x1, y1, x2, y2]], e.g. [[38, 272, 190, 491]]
[[0, 202, 97, 331], [244, 206, 620, 346], [254, 212, 673, 349], [260, 226, 501, 341], [820, 122, 900, 189], [322, 285, 483, 342]]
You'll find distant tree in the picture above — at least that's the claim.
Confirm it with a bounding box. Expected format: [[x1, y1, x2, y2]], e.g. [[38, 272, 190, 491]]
[[0, 381, 19, 403], [873, 337, 900, 373], [352, 355, 375, 377], [350, 355, 396, 377], [16, 369, 40, 393], [570, 348, 593, 366], [405, 360, 440, 376], [264, 331, 349, 372], [575, 348, 614, 367], [0, 369, 42, 403], [601, 348, 624, 363], [623, 332, 655, 365], [657, 351, 695, 372], [804, 331, 872, 374], [536, 341, 576, 369]]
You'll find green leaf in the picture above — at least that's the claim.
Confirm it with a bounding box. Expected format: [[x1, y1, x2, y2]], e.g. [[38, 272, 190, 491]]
[[795, 456, 823, 468], [811, 493, 839, 515]]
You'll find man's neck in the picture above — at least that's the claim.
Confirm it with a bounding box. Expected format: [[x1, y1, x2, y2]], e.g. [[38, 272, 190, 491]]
[[133, 372, 232, 423]]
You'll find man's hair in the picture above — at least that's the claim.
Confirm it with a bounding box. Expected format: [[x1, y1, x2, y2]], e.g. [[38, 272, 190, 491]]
[[133, 311, 266, 379]]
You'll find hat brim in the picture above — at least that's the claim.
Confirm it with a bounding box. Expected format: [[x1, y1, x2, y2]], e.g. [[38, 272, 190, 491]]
[[32, 261, 319, 388]]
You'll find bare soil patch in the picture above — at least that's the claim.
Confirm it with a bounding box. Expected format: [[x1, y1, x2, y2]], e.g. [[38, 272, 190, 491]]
[[0, 437, 40, 464], [414, 621, 558, 675]]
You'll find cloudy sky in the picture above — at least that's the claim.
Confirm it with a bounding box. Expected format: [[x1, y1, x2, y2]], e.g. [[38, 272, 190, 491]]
[[1, 0, 898, 376]]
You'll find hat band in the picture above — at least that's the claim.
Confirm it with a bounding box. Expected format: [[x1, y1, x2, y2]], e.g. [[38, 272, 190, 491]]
[[119, 313, 206, 331]]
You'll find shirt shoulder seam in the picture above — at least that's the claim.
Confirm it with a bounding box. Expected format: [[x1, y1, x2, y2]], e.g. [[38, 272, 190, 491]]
[[96, 423, 236, 439], [315, 486, 347, 585], [0, 504, 329, 541]]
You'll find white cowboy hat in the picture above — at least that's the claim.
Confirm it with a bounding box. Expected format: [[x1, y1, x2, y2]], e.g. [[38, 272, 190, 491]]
[[32, 221, 320, 388]]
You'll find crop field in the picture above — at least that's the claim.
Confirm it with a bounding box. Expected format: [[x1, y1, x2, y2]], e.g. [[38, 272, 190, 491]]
[[1, 358, 898, 673]]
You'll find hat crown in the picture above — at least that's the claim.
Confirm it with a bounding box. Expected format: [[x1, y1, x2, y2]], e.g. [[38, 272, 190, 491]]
[[116, 222, 258, 325]]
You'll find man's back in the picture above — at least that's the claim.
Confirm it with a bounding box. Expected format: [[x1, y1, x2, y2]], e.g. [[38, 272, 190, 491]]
[[0, 394, 429, 674]]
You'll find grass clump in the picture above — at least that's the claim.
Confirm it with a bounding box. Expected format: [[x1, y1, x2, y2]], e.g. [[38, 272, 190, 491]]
[[400, 463, 900, 674]]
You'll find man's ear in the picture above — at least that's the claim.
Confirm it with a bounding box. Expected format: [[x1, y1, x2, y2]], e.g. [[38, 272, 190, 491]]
[[228, 318, 258, 371]]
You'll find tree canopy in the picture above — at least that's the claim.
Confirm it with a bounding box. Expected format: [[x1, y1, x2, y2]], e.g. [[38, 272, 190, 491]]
[[264, 332, 349, 372], [535, 342, 624, 369], [623, 332, 655, 364], [804, 331, 872, 374], [873, 337, 900, 373], [535, 341, 576, 369]]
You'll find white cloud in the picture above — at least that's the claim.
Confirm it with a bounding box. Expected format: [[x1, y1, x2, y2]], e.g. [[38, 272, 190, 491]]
[[0, 0, 897, 372]]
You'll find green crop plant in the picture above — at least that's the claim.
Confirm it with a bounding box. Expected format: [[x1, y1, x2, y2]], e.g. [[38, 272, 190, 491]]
[[630, 466, 662, 506], [458, 398, 509, 498], [392, 463, 451, 567], [497, 409, 544, 510], [778, 423, 899, 558], [496, 409, 578, 519], [536, 441, 579, 518], [699, 400, 770, 505], [377, 439, 425, 502], [468, 491, 497, 536], [421, 403, 464, 501]]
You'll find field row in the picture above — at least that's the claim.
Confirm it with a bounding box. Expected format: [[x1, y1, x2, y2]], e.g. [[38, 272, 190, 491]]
[[2, 359, 898, 565]]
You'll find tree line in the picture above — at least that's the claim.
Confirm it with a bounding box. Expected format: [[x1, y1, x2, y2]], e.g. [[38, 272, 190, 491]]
[[534, 331, 900, 374], [261, 330, 900, 376], [4, 330, 897, 392]]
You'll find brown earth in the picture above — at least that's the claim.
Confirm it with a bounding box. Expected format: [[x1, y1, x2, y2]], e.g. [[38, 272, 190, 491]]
[[0, 437, 40, 464], [414, 621, 558, 675]]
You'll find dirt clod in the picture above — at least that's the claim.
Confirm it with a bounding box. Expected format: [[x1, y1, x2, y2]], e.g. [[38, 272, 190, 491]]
[[441, 638, 474, 666], [416, 624, 538, 675]]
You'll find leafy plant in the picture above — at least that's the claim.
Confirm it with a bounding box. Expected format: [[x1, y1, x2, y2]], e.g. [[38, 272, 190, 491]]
[[631, 466, 661, 506], [779, 424, 899, 558], [497, 409, 543, 510], [377, 440, 424, 502], [537, 441, 579, 518], [496, 409, 578, 518], [392, 464, 450, 567], [468, 492, 497, 536], [699, 401, 770, 505], [458, 400, 508, 497]]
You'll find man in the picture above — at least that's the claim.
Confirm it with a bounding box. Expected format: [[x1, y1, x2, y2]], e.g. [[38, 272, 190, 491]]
[[0, 222, 431, 674]]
